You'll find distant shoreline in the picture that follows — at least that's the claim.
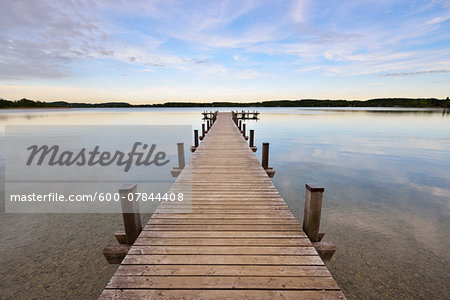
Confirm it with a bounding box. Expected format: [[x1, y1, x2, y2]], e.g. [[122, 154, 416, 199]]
[[1, 97, 449, 109], [0, 107, 72, 110]]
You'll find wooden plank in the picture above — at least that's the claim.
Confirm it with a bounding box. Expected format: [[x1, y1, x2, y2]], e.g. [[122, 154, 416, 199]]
[[128, 246, 317, 255], [106, 276, 338, 290], [122, 254, 324, 265], [147, 218, 300, 225], [100, 289, 346, 300], [138, 231, 307, 238], [142, 224, 302, 231], [114, 264, 331, 276], [133, 238, 312, 246], [151, 213, 296, 219]]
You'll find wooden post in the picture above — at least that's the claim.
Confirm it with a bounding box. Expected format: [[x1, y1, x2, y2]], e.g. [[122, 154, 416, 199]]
[[170, 142, 185, 177], [303, 184, 324, 242], [200, 123, 205, 140], [177, 142, 185, 168], [242, 123, 248, 140], [262, 142, 269, 169], [194, 130, 199, 147], [262, 143, 275, 177], [249, 130, 257, 152], [207, 120, 210, 131], [190, 129, 198, 152], [119, 184, 142, 244], [238, 120, 242, 131]]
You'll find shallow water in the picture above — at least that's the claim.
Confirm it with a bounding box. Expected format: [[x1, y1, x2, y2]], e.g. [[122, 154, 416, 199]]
[[1, 107, 449, 299]]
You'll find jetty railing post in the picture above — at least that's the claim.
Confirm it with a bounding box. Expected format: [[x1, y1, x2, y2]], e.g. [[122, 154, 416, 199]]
[[207, 120, 211, 131], [242, 123, 246, 136], [261, 142, 275, 177], [250, 130, 255, 147], [194, 129, 199, 147], [119, 184, 142, 245], [238, 120, 242, 131], [201, 123, 206, 140], [191, 129, 199, 152], [177, 142, 185, 169], [303, 184, 324, 242], [262, 142, 269, 169]]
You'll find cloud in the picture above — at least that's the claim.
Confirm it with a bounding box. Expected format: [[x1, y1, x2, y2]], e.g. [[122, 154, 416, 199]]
[[1, 0, 449, 84], [383, 69, 450, 77]]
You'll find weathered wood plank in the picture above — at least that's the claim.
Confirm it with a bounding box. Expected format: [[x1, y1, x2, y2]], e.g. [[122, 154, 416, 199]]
[[128, 245, 317, 255], [121, 254, 324, 265], [146, 218, 300, 225], [133, 238, 312, 246], [142, 224, 302, 231], [99, 290, 346, 300], [113, 264, 331, 276], [139, 231, 307, 238], [106, 276, 338, 290]]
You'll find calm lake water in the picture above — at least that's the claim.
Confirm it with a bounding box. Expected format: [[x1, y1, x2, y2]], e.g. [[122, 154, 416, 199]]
[[1, 107, 449, 299]]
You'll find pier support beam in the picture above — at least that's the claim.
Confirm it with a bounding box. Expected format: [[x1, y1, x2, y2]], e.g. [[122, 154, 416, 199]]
[[249, 130, 257, 152], [170, 143, 185, 177], [261, 143, 275, 177], [120, 184, 142, 244], [103, 184, 142, 264], [303, 184, 335, 261], [190, 129, 199, 152], [200, 124, 205, 141], [242, 123, 248, 140]]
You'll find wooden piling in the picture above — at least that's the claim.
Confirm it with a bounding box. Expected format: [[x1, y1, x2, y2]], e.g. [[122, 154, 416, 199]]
[[177, 142, 185, 169], [200, 124, 205, 140], [190, 129, 199, 152], [262, 142, 269, 169], [302, 184, 324, 242], [242, 123, 248, 140], [249, 129, 257, 152], [119, 184, 142, 244], [261, 143, 275, 177], [170, 143, 186, 177]]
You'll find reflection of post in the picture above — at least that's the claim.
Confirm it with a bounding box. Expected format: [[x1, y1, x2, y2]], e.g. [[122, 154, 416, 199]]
[[119, 184, 142, 244]]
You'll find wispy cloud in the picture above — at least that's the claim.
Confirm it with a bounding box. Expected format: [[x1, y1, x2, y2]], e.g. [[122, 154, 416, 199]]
[[384, 69, 450, 77]]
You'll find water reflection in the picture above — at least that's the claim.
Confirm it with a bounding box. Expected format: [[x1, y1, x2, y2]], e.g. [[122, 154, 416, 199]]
[[1, 107, 449, 299]]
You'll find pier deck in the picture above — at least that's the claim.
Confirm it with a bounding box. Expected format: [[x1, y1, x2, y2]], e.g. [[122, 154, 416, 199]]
[[100, 112, 345, 299]]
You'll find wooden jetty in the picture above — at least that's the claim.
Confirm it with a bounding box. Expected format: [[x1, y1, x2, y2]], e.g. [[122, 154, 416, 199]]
[[100, 112, 345, 299]]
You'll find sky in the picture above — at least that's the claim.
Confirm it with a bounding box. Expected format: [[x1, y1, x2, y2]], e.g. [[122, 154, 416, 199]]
[[0, 0, 449, 104]]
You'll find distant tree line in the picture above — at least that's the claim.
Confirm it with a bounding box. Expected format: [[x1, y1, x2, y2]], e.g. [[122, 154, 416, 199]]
[[1, 97, 449, 109]]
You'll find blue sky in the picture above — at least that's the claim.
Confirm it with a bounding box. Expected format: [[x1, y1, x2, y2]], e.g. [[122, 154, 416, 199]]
[[0, 0, 449, 103]]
